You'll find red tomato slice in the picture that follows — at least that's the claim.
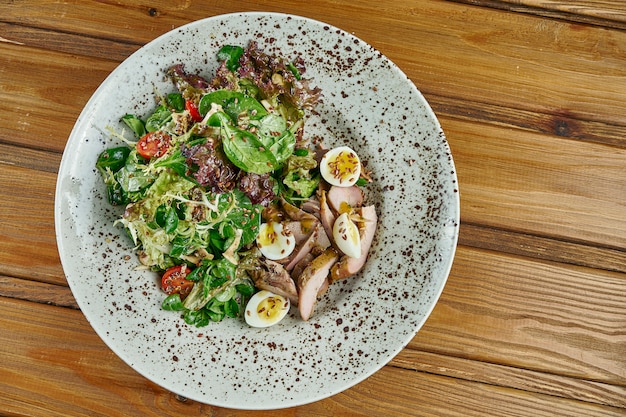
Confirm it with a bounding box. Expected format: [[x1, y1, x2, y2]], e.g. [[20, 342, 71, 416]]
[[136, 131, 171, 159], [185, 100, 203, 122], [161, 265, 194, 299]]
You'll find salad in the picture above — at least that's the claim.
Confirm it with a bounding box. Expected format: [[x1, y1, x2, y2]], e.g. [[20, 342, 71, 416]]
[[96, 41, 377, 328]]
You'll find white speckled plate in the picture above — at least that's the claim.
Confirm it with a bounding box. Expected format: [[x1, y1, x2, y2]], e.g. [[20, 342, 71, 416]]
[[55, 12, 459, 410]]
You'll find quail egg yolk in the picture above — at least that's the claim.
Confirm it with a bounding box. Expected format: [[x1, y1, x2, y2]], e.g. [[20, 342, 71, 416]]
[[256, 221, 295, 261], [332, 212, 362, 258], [320, 146, 361, 187], [245, 290, 290, 328]]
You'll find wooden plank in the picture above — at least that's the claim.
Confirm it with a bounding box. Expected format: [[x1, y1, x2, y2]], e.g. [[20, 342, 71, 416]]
[[411, 246, 626, 386], [444, 117, 626, 250], [0, 0, 187, 45], [0, 274, 624, 410], [0, 164, 64, 284], [0, 42, 117, 153], [285, 366, 626, 417], [0, 297, 201, 417], [0, 21, 139, 61], [3, 245, 624, 398], [428, 94, 626, 149], [0, 143, 61, 174], [338, 372, 623, 417], [459, 223, 626, 274], [380, 16, 626, 136], [0, 276, 77, 309], [1, 296, 624, 416], [391, 350, 626, 409], [450, 0, 626, 30], [3, 272, 623, 409], [1, 265, 623, 410]]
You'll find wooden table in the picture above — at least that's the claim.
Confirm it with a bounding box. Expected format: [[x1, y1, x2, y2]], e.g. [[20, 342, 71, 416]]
[[1, 1, 625, 415]]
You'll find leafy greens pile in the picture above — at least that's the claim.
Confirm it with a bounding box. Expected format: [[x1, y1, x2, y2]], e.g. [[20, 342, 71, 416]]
[[96, 42, 322, 326]]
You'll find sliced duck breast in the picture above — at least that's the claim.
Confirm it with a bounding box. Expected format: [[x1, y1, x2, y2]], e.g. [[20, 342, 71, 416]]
[[297, 248, 339, 321], [300, 199, 321, 217], [327, 185, 364, 214], [319, 190, 337, 249], [248, 258, 299, 305], [284, 221, 312, 245], [284, 222, 331, 271]]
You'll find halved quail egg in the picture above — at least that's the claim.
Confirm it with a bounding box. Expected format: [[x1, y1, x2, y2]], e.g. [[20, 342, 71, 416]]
[[245, 290, 290, 328], [320, 146, 361, 187], [332, 212, 361, 258], [256, 221, 295, 260]]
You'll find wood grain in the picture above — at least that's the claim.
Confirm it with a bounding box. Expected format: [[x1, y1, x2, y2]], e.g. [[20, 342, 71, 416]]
[[0, 43, 116, 152], [0, 143, 61, 174], [459, 223, 626, 273], [391, 349, 626, 408], [0, 276, 77, 309], [8, 269, 621, 409], [412, 246, 626, 385], [443, 117, 626, 250], [428, 94, 626, 148], [0, 298, 200, 417], [0, 21, 139, 61], [451, 0, 626, 29], [0, 164, 63, 284]]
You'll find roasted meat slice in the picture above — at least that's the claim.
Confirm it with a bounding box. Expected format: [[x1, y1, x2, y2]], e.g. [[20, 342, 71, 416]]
[[297, 248, 339, 321], [248, 258, 298, 305], [290, 252, 315, 281], [319, 190, 337, 249], [284, 222, 331, 271], [281, 198, 318, 233], [326, 185, 364, 213], [284, 221, 312, 246]]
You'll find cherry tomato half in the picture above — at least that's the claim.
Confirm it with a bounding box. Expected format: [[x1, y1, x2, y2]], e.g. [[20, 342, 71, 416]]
[[161, 265, 194, 299], [136, 131, 171, 159], [185, 100, 203, 122]]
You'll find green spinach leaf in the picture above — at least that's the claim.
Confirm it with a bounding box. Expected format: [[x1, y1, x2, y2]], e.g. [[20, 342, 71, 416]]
[[152, 148, 188, 177], [167, 93, 185, 112], [220, 121, 279, 174], [145, 104, 172, 132], [121, 114, 146, 138], [199, 90, 267, 122], [184, 308, 211, 327], [162, 294, 185, 311], [96, 147, 131, 173], [217, 45, 245, 72], [116, 161, 154, 193]]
